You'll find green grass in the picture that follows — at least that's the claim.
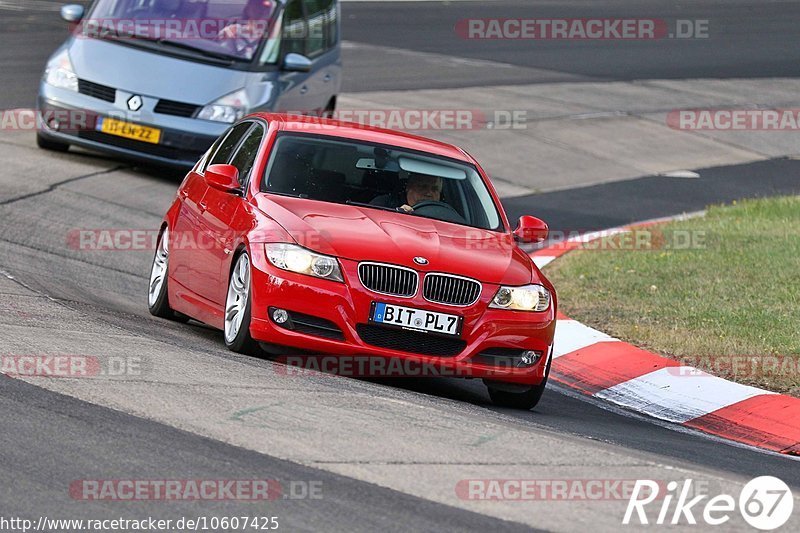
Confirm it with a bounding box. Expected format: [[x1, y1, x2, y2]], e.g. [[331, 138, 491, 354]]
[[546, 195, 800, 395]]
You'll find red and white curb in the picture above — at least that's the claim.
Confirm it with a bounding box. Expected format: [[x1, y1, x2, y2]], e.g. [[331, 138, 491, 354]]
[[532, 215, 800, 456]]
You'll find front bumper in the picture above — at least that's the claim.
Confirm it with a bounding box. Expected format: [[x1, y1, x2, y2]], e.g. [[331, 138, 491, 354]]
[[37, 84, 225, 168], [248, 247, 556, 386]]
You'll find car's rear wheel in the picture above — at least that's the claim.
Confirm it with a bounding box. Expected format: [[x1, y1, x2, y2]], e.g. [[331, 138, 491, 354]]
[[224, 251, 259, 354], [36, 132, 70, 152], [148, 227, 188, 322]]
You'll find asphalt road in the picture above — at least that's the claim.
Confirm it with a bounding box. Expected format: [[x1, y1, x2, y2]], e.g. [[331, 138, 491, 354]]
[[2, 1, 800, 531]]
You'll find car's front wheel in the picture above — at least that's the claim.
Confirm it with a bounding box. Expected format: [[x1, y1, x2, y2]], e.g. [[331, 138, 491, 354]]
[[486, 379, 548, 410], [224, 251, 259, 354], [148, 227, 188, 322], [36, 132, 70, 152], [485, 353, 551, 410]]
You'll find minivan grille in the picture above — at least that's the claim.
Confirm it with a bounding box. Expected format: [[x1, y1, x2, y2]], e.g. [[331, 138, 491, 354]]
[[154, 99, 200, 117], [78, 79, 116, 102], [423, 273, 481, 306], [358, 262, 418, 298]]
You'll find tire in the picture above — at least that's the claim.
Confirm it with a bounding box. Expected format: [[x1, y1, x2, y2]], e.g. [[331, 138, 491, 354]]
[[486, 351, 552, 410], [223, 251, 260, 355], [147, 227, 189, 322], [487, 378, 548, 410], [36, 132, 70, 152]]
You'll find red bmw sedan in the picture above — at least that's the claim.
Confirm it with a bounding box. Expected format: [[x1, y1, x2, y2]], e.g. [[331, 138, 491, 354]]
[[148, 113, 557, 409]]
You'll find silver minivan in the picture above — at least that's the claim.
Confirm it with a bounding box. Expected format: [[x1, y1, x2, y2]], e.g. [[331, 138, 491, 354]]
[[37, 0, 341, 167]]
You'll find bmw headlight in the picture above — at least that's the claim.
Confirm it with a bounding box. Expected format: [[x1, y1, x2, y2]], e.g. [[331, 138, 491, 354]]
[[197, 88, 249, 123], [490, 284, 550, 312], [44, 50, 78, 92], [265, 243, 343, 282]]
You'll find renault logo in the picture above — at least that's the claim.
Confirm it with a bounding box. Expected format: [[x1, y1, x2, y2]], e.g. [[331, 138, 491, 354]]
[[127, 95, 143, 111], [413, 256, 429, 265]]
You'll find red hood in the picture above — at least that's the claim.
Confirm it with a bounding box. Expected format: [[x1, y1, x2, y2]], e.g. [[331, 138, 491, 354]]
[[254, 195, 535, 285]]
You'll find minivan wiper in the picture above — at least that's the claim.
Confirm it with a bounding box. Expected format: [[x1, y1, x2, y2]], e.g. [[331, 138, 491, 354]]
[[151, 38, 239, 62], [108, 31, 238, 63]]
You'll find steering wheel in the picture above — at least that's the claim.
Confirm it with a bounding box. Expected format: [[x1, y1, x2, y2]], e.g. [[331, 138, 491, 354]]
[[408, 200, 466, 224]]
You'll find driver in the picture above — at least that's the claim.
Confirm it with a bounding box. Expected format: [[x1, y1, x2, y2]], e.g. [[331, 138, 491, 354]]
[[371, 173, 443, 213], [217, 0, 274, 58]]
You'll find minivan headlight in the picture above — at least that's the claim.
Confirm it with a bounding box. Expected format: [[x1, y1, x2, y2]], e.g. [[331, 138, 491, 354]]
[[44, 50, 78, 92], [197, 88, 249, 123], [265, 243, 343, 282], [490, 284, 550, 312]]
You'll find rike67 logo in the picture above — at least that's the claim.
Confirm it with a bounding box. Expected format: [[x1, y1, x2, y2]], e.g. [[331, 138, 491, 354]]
[[624, 476, 794, 530]]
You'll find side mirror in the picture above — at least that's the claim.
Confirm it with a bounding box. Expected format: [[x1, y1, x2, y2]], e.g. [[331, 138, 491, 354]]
[[205, 164, 241, 194], [61, 4, 85, 22], [282, 53, 312, 72], [513, 216, 549, 244]]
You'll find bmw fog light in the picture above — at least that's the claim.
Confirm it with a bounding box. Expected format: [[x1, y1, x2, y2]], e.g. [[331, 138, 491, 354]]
[[272, 308, 289, 324]]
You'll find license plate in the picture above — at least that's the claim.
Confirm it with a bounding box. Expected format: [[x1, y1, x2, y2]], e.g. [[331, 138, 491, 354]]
[[97, 117, 161, 144], [370, 302, 463, 337]]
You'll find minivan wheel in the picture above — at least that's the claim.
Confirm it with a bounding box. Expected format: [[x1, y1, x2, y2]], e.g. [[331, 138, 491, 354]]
[[36, 132, 70, 152]]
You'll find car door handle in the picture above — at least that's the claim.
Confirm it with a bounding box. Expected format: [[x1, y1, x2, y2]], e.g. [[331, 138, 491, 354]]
[[198, 201, 208, 213], [299, 85, 308, 95], [323, 74, 331, 82]]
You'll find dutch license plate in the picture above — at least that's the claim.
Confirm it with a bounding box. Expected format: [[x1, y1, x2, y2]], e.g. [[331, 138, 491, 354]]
[[97, 117, 161, 144], [370, 302, 462, 337]]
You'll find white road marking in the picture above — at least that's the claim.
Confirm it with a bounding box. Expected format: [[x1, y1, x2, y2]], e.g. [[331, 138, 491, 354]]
[[594, 366, 772, 424], [553, 319, 619, 358]]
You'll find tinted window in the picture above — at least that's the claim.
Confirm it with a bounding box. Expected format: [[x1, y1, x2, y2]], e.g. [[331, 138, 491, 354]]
[[208, 122, 253, 167], [304, 0, 334, 56], [282, 0, 306, 56], [229, 124, 265, 186]]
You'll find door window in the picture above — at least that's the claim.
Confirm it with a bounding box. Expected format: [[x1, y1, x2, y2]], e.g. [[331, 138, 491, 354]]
[[229, 124, 265, 186], [207, 121, 253, 168]]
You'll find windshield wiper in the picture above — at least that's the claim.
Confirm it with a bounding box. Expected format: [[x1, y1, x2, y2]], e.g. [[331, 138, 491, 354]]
[[266, 190, 309, 199], [107, 31, 238, 63], [345, 200, 404, 213], [152, 38, 239, 62]]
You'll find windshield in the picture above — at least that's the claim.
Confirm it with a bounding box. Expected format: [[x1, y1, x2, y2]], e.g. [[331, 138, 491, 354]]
[[261, 134, 504, 231], [83, 0, 279, 62]]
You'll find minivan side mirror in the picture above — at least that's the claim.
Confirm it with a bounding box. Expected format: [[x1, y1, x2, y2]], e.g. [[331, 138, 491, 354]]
[[282, 53, 312, 72], [513, 216, 549, 244], [205, 164, 241, 194], [61, 4, 85, 23]]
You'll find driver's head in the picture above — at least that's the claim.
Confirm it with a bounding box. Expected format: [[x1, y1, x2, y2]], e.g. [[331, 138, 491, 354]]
[[244, 0, 274, 20], [405, 173, 443, 205]]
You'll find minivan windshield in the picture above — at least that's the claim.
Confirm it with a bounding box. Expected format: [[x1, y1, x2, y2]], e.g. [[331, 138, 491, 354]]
[[84, 0, 278, 62], [261, 134, 505, 231]]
